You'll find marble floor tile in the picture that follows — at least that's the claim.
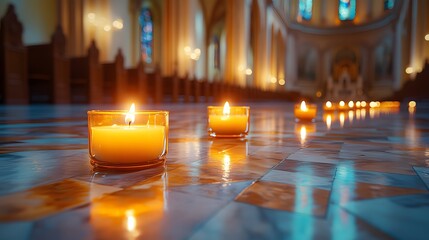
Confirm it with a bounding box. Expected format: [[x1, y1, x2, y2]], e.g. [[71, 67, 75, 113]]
[[235, 180, 330, 216], [0, 179, 121, 221], [343, 194, 429, 240], [262, 170, 334, 190]]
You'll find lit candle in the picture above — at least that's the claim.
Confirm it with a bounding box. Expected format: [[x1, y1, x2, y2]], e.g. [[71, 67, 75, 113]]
[[294, 101, 317, 121], [338, 100, 347, 111], [207, 101, 250, 137], [88, 104, 169, 169], [323, 101, 335, 112]]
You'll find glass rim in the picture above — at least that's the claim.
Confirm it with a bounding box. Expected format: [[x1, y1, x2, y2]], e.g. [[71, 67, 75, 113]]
[[207, 106, 250, 109], [87, 110, 169, 115]]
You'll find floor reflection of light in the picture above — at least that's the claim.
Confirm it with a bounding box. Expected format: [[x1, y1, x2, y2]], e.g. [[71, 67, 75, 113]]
[[292, 167, 314, 240], [300, 126, 307, 145], [409, 107, 415, 114], [348, 110, 354, 124], [369, 108, 375, 119], [331, 163, 356, 240], [355, 109, 361, 120], [339, 112, 345, 128], [125, 209, 140, 239], [360, 109, 366, 119], [326, 114, 332, 130], [126, 209, 136, 231], [222, 154, 231, 181]]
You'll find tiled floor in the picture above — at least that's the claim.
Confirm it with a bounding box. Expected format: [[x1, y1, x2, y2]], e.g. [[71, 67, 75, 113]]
[[0, 102, 428, 239]]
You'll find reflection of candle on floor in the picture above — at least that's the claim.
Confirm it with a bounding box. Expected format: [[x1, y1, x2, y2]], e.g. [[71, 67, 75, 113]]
[[326, 114, 332, 130], [294, 101, 317, 121], [300, 126, 306, 145], [339, 112, 345, 128]]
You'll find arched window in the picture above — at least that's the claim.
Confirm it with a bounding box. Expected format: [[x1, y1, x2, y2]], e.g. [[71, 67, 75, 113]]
[[338, 0, 356, 21], [139, 8, 153, 64], [298, 0, 313, 21], [384, 0, 395, 10]]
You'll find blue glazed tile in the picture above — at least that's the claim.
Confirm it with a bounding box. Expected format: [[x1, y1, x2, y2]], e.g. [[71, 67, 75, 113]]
[[335, 165, 427, 190], [414, 166, 429, 189], [343, 194, 429, 240], [0, 222, 33, 240], [189, 202, 390, 240]]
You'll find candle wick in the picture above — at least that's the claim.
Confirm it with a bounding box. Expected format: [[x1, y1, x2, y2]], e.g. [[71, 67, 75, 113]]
[[128, 121, 131, 127]]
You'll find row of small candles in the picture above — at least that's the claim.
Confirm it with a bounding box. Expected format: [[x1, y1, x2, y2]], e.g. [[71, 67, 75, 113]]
[[87, 100, 415, 170]]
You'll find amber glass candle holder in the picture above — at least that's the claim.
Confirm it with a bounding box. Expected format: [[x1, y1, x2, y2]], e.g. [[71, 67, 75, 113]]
[[87, 110, 169, 170], [207, 106, 250, 138], [294, 102, 317, 122]]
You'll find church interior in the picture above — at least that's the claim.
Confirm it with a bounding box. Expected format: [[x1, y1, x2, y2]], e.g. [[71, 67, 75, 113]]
[[0, 0, 429, 239]]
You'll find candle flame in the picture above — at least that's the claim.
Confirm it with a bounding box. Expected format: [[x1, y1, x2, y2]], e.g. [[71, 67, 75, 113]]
[[125, 103, 135, 125], [325, 101, 332, 108], [223, 101, 230, 115], [300, 101, 308, 111], [339, 101, 345, 107]]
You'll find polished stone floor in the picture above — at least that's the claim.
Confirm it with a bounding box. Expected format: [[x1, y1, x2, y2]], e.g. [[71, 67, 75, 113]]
[[0, 102, 428, 240]]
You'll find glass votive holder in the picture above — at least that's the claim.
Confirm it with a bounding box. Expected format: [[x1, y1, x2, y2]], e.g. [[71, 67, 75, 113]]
[[87, 110, 169, 170], [207, 106, 250, 138], [294, 102, 317, 122]]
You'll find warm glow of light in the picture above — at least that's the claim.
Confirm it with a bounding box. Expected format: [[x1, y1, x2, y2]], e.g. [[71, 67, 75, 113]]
[[405, 67, 414, 74], [376, 101, 381, 107], [222, 154, 231, 180], [339, 112, 345, 127], [270, 77, 277, 83], [300, 101, 308, 111], [103, 25, 111, 31], [112, 19, 123, 29], [409, 107, 416, 114], [425, 34, 429, 41], [245, 68, 253, 75], [326, 114, 332, 130], [279, 79, 285, 85], [194, 48, 201, 55], [125, 103, 136, 125], [348, 110, 354, 123], [348, 101, 354, 108], [356, 108, 361, 120], [325, 101, 332, 108], [88, 13, 96, 20], [300, 126, 307, 145], [339, 101, 345, 107], [361, 101, 367, 108], [316, 91, 322, 98], [409, 101, 416, 108], [184, 46, 191, 54], [361, 109, 366, 119], [356, 101, 361, 108], [223, 101, 230, 115], [126, 209, 136, 232], [369, 101, 377, 108]]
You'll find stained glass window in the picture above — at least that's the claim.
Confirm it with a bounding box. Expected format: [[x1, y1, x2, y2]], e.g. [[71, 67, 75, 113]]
[[139, 8, 153, 64], [384, 0, 395, 10], [298, 0, 313, 20], [338, 0, 356, 21]]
